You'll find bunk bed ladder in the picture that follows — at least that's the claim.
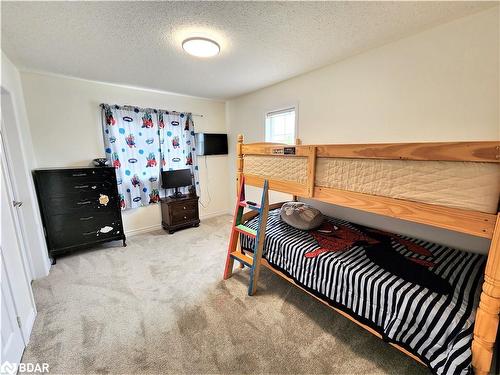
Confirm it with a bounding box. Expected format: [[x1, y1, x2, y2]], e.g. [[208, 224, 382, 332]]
[[223, 176, 269, 296]]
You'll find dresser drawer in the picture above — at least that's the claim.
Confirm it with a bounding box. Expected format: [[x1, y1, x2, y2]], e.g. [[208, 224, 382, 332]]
[[44, 191, 119, 215], [46, 180, 116, 198], [47, 212, 122, 250], [36, 169, 116, 198], [46, 168, 115, 182], [50, 223, 122, 251], [35, 167, 115, 182]]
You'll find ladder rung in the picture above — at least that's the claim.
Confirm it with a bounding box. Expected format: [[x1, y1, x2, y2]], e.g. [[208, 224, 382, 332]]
[[230, 251, 254, 267], [234, 224, 257, 238], [239, 201, 261, 211]]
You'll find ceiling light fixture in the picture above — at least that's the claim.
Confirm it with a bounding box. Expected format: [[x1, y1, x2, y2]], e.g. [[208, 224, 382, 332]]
[[182, 37, 220, 58]]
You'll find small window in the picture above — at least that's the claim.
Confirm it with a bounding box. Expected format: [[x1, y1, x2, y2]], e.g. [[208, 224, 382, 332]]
[[265, 107, 296, 144]]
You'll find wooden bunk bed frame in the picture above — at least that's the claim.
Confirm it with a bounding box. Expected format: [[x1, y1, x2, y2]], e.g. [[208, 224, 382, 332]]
[[234, 134, 500, 375]]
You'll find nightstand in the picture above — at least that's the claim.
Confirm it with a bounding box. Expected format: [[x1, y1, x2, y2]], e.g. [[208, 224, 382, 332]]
[[161, 195, 200, 234]]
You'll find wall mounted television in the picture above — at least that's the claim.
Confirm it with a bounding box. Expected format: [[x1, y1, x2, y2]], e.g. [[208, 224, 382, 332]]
[[195, 133, 228, 156]]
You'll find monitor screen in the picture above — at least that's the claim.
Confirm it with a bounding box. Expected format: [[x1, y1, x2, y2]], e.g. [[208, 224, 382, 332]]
[[161, 169, 193, 189], [195, 133, 228, 156]]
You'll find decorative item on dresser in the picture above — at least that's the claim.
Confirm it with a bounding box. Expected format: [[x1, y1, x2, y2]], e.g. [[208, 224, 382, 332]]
[[33, 167, 126, 264], [161, 195, 200, 234]]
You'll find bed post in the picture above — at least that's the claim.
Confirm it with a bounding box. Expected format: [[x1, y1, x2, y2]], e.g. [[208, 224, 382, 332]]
[[292, 138, 302, 201], [236, 134, 244, 194], [235, 134, 245, 268], [306, 146, 317, 198], [472, 213, 500, 375]]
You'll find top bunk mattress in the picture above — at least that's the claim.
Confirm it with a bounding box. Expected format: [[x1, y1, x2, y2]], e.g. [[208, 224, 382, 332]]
[[240, 209, 486, 375], [243, 156, 500, 213]]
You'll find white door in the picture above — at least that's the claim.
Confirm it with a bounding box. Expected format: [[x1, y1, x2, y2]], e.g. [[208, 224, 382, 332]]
[[1, 250, 25, 365], [1, 132, 36, 366], [1, 89, 50, 280]]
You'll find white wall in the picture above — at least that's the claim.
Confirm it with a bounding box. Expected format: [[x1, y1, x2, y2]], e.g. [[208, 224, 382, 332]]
[[20, 72, 230, 235], [1, 52, 50, 278], [227, 7, 499, 253]]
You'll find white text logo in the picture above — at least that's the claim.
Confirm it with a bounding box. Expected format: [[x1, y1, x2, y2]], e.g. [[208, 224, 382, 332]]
[[0, 362, 49, 374]]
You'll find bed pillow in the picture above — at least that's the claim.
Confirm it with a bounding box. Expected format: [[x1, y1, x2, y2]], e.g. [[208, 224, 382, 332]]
[[280, 202, 324, 230]]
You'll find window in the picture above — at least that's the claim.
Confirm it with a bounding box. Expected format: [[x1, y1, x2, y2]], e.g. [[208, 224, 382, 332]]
[[265, 107, 296, 144], [101, 104, 199, 210]]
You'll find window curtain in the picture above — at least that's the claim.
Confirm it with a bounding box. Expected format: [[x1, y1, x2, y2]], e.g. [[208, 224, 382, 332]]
[[101, 104, 200, 210], [101, 104, 161, 210], [158, 111, 200, 197]]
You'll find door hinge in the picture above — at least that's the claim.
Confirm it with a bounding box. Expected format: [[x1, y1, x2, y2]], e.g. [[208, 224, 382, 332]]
[[12, 200, 23, 208], [16, 316, 22, 328]]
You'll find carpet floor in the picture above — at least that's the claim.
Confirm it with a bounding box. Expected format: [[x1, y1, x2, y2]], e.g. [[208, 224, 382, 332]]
[[22, 215, 428, 374]]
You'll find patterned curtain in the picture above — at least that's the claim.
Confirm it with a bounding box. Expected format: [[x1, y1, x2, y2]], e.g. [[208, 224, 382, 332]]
[[158, 111, 200, 196], [101, 104, 161, 210]]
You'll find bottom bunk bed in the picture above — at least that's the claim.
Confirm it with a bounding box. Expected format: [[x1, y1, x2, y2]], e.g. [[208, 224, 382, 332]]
[[240, 208, 486, 375]]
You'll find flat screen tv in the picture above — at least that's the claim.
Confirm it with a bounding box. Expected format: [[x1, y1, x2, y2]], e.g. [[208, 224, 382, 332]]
[[161, 169, 192, 198], [195, 133, 228, 156]]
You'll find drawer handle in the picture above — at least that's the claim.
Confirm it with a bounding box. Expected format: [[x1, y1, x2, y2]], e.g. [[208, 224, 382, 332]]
[[72, 173, 87, 177], [183, 206, 186, 210], [74, 185, 89, 189], [83, 231, 95, 236], [184, 216, 187, 219], [80, 216, 94, 221], [77, 201, 91, 205]]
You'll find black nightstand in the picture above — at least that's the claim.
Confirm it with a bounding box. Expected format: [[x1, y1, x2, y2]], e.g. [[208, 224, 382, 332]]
[[161, 195, 200, 234]]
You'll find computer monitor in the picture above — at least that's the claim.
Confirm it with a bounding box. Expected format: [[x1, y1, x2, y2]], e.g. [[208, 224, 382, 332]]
[[161, 169, 192, 198]]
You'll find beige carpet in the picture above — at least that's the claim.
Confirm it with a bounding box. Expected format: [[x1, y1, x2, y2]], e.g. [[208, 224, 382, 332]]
[[22, 215, 428, 375]]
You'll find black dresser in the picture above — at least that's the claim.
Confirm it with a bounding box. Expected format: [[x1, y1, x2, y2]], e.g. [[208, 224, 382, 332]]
[[33, 167, 125, 263]]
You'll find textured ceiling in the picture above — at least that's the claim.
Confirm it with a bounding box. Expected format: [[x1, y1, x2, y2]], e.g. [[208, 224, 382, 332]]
[[1, 1, 496, 99]]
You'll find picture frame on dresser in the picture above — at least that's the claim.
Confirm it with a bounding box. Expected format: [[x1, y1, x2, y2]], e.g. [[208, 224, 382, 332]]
[[33, 166, 126, 264]]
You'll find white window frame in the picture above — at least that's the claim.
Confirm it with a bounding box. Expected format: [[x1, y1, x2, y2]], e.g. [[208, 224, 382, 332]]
[[264, 104, 298, 145]]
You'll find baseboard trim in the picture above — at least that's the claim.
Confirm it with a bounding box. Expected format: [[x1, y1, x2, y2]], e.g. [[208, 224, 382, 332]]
[[124, 211, 229, 237], [125, 224, 162, 237], [200, 210, 230, 220], [21, 308, 36, 344]]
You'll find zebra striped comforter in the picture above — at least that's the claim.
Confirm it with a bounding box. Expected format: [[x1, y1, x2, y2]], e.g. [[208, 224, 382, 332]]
[[240, 209, 486, 375]]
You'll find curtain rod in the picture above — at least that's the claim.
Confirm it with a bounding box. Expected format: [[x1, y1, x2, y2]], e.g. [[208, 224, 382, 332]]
[[100, 103, 204, 118]]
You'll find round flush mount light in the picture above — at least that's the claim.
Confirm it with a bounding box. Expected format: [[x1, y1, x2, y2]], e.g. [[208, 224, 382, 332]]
[[182, 37, 220, 58]]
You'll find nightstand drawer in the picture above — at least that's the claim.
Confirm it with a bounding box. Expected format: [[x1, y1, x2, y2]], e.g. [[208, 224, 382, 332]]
[[171, 201, 198, 211], [172, 209, 197, 224]]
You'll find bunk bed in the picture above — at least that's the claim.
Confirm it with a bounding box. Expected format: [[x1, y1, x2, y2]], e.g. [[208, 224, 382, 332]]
[[230, 134, 500, 375]]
